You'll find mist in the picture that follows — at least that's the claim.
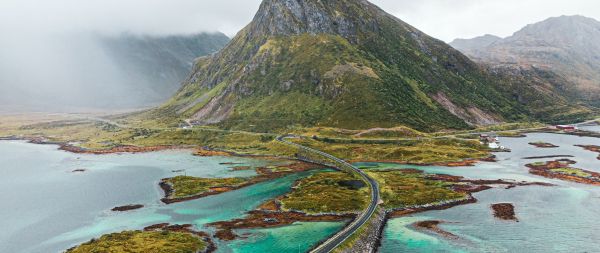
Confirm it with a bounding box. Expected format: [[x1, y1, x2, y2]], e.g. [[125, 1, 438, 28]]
[[0, 0, 255, 112], [2, 0, 600, 112]]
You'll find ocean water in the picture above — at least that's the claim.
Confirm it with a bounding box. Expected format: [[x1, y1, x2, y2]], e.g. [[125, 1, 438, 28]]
[[2, 129, 598, 253], [377, 132, 600, 252], [0, 141, 342, 253]]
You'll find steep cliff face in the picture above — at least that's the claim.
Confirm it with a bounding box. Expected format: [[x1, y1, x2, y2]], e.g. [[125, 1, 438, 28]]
[[451, 15, 600, 107], [158, 0, 589, 132]]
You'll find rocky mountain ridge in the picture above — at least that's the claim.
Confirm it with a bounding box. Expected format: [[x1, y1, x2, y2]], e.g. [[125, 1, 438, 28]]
[[154, 0, 592, 132], [451, 15, 600, 106]]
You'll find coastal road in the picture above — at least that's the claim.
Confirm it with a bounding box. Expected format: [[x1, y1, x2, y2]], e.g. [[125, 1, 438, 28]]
[[276, 135, 380, 253]]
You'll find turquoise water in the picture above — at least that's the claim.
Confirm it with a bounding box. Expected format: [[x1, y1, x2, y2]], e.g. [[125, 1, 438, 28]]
[[227, 222, 345, 253], [3, 129, 598, 253], [377, 132, 600, 252], [0, 141, 342, 253]]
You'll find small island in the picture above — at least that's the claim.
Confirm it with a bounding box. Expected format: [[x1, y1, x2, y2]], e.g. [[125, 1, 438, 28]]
[[527, 159, 600, 185], [413, 220, 459, 240], [207, 168, 547, 242], [491, 203, 518, 221], [111, 204, 144, 212], [65, 225, 214, 253], [528, 141, 559, 148], [160, 162, 319, 204]]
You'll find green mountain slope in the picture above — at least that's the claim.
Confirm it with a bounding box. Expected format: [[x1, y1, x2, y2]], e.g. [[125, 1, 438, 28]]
[[153, 0, 591, 132]]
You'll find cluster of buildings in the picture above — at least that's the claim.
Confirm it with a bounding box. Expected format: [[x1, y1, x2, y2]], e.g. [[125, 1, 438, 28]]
[[552, 125, 578, 132], [479, 134, 503, 149]]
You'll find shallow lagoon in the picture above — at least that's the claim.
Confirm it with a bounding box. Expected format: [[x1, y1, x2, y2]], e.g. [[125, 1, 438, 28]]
[[377, 132, 600, 253], [2, 129, 598, 253], [0, 141, 342, 253]]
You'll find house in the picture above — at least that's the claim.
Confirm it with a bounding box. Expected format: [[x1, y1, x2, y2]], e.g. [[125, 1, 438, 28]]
[[479, 134, 498, 143], [556, 125, 577, 131]]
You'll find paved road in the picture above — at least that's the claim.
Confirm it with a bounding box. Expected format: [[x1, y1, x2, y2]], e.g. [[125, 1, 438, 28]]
[[276, 135, 380, 253]]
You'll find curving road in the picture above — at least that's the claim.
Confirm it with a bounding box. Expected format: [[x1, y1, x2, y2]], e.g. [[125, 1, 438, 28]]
[[276, 135, 380, 253]]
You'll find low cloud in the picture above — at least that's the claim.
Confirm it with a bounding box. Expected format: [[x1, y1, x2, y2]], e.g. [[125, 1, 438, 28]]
[[1, 0, 598, 110]]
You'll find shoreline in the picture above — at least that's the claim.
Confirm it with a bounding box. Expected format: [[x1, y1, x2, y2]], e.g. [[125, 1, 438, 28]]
[[352, 154, 498, 168], [209, 210, 354, 241], [159, 161, 321, 204], [412, 220, 459, 240], [527, 159, 600, 186], [143, 223, 217, 253], [575, 145, 600, 160]]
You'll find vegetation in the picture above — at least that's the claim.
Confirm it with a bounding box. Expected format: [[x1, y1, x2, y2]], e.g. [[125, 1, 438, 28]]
[[280, 172, 370, 214], [163, 176, 248, 199], [0, 113, 494, 165], [140, 0, 597, 133], [367, 170, 467, 209], [290, 137, 490, 164], [550, 168, 593, 178], [66, 230, 207, 253]]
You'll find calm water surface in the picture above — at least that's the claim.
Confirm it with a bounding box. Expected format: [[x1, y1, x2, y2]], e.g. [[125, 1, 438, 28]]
[[376, 132, 600, 252], [0, 141, 342, 253], [2, 128, 598, 253]]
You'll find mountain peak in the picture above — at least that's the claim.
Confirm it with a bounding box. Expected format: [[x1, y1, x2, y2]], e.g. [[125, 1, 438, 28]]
[[451, 15, 600, 107], [247, 0, 379, 42], [156, 0, 583, 132]]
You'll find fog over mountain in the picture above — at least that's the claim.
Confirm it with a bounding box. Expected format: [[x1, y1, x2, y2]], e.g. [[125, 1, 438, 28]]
[[0, 32, 228, 111], [2, 0, 600, 111]]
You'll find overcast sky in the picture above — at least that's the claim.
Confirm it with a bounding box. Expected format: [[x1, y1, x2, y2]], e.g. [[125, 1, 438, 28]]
[[1, 0, 599, 110], [2, 0, 600, 42]]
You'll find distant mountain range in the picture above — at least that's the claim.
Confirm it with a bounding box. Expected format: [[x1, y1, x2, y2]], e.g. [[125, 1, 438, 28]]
[[0, 32, 229, 111], [151, 0, 592, 132], [451, 15, 600, 107]]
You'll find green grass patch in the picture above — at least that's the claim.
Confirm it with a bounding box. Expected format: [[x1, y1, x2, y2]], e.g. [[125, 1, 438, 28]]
[[367, 170, 467, 209], [550, 168, 592, 178], [66, 230, 207, 253], [291, 137, 489, 164], [164, 176, 248, 199], [280, 172, 370, 214]]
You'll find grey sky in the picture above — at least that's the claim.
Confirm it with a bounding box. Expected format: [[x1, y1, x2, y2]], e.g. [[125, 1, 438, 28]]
[[1, 0, 599, 110], [2, 0, 600, 41]]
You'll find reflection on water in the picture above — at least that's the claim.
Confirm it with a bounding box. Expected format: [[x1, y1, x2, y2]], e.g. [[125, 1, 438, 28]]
[[0, 141, 341, 253], [378, 133, 600, 253]]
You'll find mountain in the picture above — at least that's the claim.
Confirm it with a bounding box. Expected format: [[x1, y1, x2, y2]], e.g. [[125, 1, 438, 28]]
[[0, 32, 229, 111], [450, 34, 501, 52], [450, 15, 600, 107], [99, 32, 230, 104], [155, 0, 591, 132]]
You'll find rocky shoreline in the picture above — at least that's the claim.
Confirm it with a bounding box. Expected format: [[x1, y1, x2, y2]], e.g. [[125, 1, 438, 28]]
[[111, 204, 144, 212], [491, 203, 518, 221], [528, 142, 559, 148], [531, 128, 600, 138], [523, 155, 575, 159], [209, 210, 353, 241], [527, 159, 600, 186], [143, 223, 216, 253], [353, 155, 498, 168], [160, 161, 321, 204], [413, 220, 459, 240]]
